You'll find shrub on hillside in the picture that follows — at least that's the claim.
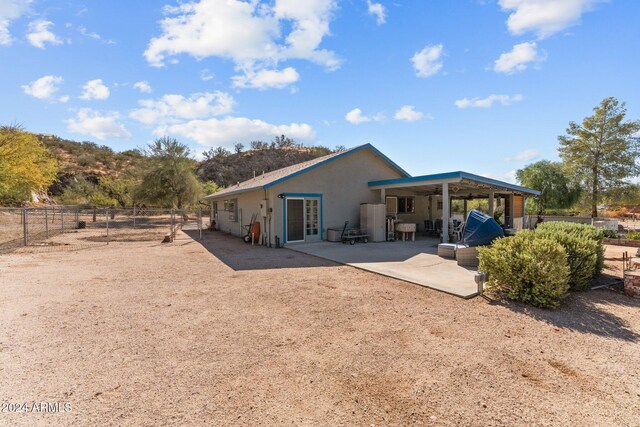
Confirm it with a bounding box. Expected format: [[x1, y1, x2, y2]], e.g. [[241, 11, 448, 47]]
[[478, 231, 570, 309], [536, 222, 605, 279]]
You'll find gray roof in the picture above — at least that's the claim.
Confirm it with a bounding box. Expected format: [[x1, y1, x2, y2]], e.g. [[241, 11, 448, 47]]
[[202, 143, 410, 199]]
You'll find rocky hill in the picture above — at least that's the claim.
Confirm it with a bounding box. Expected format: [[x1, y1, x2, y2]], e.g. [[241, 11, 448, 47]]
[[197, 145, 334, 188]]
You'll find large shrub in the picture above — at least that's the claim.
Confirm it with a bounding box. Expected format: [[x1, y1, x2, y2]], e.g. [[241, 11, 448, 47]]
[[535, 222, 605, 280], [478, 231, 570, 309], [535, 228, 600, 291]]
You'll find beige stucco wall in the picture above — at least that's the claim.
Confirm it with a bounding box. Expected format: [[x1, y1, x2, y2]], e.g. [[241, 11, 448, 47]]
[[208, 147, 406, 246], [270, 148, 405, 244], [210, 190, 265, 239]]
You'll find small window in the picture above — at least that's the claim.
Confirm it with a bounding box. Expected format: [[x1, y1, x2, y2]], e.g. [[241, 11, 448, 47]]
[[223, 198, 238, 222], [397, 196, 415, 214]]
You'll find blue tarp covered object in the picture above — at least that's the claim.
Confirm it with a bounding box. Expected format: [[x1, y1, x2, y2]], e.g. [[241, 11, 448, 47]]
[[462, 209, 504, 247]]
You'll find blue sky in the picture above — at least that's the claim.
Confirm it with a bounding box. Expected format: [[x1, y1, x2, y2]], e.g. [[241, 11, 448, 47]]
[[1, 0, 639, 181]]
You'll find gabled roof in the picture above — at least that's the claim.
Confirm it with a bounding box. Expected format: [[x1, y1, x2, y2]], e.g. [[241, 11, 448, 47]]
[[369, 171, 541, 195], [202, 143, 410, 199]]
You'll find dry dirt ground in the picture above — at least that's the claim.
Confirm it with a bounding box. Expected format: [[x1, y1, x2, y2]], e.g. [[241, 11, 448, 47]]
[[1, 230, 639, 427]]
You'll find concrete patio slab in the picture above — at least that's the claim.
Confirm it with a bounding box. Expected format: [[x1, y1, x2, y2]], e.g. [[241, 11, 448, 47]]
[[288, 238, 479, 298]]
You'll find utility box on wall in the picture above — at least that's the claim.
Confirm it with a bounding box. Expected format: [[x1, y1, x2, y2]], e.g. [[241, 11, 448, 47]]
[[260, 200, 269, 217]]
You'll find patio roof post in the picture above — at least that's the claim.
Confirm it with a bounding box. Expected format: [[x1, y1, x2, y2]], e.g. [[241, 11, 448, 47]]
[[442, 182, 449, 243], [488, 191, 495, 217], [380, 188, 385, 204], [463, 199, 468, 221]]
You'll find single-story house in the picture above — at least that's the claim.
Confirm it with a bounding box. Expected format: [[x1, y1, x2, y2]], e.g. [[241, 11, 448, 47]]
[[202, 144, 540, 246]]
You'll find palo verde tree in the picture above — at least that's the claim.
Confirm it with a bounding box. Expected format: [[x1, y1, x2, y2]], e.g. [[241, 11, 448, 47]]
[[0, 125, 57, 205], [134, 137, 201, 208], [516, 160, 581, 215], [558, 97, 640, 217]]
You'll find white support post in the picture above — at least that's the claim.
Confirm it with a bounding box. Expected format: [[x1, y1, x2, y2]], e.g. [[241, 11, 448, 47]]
[[488, 191, 495, 217], [380, 188, 386, 204], [442, 183, 449, 243]]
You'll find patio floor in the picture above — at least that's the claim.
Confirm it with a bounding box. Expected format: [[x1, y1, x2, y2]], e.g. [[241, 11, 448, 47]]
[[287, 237, 479, 298]]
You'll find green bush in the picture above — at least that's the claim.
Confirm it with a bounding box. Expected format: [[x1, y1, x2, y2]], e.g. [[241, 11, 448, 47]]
[[535, 222, 605, 279], [602, 229, 619, 239], [535, 228, 600, 291], [478, 232, 570, 309], [625, 231, 640, 240]]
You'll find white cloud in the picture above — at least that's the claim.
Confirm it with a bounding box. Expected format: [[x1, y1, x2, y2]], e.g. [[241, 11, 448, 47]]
[[21, 75, 63, 100], [411, 44, 444, 77], [144, 0, 340, 87], [367, 0, 386, 25], [232, 67, 299, 90], [499, 0, 603, 39], [346, 108, 369, 124], [133, 81, 152, 93], [80, 79, 110, 100], [129, 91, 234, 125], [78, 25, 115, 44], [345, 108, 384, 124], [0, 0, 33, 45], [158, 116, 315, 148], [200, 69, 214, 81], [394, 105, 424, 122], [66, 109, 131, 140], [26, 20, 62, 49], [506, 149, 540, 162], [455, 94, 524, 109], [58, 95, 70, 103], [494, 41, 545, 74]]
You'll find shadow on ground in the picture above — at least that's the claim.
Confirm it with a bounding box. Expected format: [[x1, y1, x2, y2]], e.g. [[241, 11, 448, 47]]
[[183, 230, 338, 271], [491, 289, 639, 342]]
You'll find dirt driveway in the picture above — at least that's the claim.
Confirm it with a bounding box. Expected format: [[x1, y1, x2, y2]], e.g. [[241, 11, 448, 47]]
[[1, 230, 639, 426]]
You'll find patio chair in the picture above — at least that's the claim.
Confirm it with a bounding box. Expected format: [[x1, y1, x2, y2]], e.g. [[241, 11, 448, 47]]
[[452, 221, 464, 242]]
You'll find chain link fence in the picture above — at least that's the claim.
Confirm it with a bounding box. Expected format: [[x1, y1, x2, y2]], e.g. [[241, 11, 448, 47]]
[[0, 206, 211, 253]]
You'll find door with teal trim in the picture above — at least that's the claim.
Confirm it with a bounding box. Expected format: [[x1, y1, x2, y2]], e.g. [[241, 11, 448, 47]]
[[304, 198, 321, 242]]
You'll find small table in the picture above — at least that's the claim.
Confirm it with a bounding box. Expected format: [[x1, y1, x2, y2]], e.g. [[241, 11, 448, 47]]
[[395, 222, 416, 241]]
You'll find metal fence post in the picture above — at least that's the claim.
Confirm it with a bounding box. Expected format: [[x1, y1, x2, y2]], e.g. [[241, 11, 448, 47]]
[[198, 207, 202, 240], [133, 205, 136, 229], [22, 208, 28, 246], [45, 207, 49, 239], [106, 208, 110, 245]]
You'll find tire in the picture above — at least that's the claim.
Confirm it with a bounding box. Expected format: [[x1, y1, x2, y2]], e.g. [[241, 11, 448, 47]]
[[243, 235, 251, 243], [350, 239, 355, 245], [363, 238, 368, 243]]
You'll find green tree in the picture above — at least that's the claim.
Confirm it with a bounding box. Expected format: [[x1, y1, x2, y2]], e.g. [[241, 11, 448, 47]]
[[516, 160, 582, 215], [0, 126, 58, 205], [134, 137, 201, 208], [99, 176, 138, 207], [558, 97, 640, 217]]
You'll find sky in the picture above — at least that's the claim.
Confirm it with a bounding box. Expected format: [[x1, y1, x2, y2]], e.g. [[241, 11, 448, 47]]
[[1, 0, 639, 182]]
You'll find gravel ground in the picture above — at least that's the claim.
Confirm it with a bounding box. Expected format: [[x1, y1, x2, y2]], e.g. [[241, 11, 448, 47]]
[[1, 230, 639, 426]]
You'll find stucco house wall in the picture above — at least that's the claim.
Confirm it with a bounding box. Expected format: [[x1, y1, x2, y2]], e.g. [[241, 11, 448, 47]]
[[269, 147, 405, 244]]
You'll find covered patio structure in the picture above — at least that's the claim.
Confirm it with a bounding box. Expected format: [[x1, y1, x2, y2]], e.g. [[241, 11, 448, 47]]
[[369, 171, 541, 243]]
